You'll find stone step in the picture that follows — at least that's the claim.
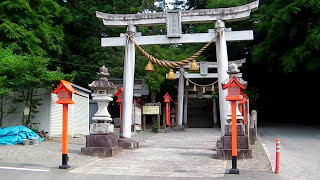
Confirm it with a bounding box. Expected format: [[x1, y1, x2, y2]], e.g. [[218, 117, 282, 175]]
[[86, 134, 119, 147], [216, 149, 252, 160], [81, 146, 122, 157], [217, 136, 249, 149], [224, 124, 246, 136]]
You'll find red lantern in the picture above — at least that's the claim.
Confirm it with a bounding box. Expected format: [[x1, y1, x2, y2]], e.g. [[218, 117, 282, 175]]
[[163, 92, 173, 126], [52, 80, 77, 169], [222, 74, 246, 174], [53, 80, 77, 104]]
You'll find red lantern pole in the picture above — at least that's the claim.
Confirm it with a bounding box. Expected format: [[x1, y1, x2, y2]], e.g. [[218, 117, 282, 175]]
[[163, 93, 172, 127], [61, 104, 70, 169], [115, 87, 123, 132], [231, 100, 238, 170], [166, 102, 170, 126]]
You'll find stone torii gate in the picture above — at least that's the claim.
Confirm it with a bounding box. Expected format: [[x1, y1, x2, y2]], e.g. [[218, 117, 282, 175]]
[[96, 1, 259, 139]]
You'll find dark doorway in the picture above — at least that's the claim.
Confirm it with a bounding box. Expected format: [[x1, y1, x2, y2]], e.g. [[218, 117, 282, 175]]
[[187, 99, 213, 128]]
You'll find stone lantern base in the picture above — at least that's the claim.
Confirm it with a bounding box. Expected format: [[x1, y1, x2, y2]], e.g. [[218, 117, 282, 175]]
[[215, 124, 252, 160], [173, 125, 185, 131], [81, 134, 122, 157], [118, 137, 139, 149]]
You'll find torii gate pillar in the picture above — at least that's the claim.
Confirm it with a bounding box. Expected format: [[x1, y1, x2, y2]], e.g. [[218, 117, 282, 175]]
[[215, 20, 229, 135], [121, 24, 136, 138]]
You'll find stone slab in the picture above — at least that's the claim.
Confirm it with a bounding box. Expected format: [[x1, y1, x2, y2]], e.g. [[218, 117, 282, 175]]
[[216, 149, 252, 160], [86, 134, 119, 148], [81, 147, 122, 157], [118, 138, 139, 149], [71, 128, 226, 177], [90, 123, 114, 134], [173, 125, 185, 131], [218, 136, 249, 149], [224, 124, 246, 136]]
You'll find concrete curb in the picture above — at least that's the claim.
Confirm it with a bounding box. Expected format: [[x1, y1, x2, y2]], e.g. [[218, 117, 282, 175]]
[[258, 136, 274, 172]]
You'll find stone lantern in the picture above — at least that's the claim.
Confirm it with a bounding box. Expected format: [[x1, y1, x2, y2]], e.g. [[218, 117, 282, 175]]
[[89, 66, 116, 134], [224, 64, 247, 124], [81, 66, 122, 157]]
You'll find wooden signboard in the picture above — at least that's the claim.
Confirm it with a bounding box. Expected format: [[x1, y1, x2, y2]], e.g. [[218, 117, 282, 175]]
[[142, 106, 160, 115]]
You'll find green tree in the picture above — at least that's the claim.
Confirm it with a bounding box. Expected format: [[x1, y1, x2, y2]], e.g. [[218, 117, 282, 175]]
[[0, 48, 73, 127], [253, 0, 320, 72], [0, 0, 70, 58], [57, 0, 143, 87]]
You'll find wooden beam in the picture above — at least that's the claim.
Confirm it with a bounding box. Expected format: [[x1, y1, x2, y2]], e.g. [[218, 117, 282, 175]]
[[101, 30, 253, 47], [166, 72, 242, 79], [96, 1, 259, 27], [173, 59, 246, 69]]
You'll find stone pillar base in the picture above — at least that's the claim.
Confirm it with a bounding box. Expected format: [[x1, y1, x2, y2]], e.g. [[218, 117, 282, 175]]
[[118, 137, 139, 149], [81, 147, 122, 157], [90, 123, 114, 134], [216, 149, 252, 160], [173, 125, 185, 131], [81, 134, 122, 157]]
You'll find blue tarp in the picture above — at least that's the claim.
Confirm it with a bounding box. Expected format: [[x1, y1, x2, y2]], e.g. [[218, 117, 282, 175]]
[[0, 125, 44, 145]]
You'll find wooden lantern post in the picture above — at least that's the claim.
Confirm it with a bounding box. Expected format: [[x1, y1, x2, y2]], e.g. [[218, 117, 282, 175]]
[[239, 92, 248, 124], [222, 64, 246, 174], [163, 92, 173, 127], [53, 80, 77, 169], [115, 87, 123, 132]]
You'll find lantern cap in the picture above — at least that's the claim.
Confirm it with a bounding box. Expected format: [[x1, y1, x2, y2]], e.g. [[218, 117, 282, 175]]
[[163, 92, 173, 102], [145, 61, 155, 72], [189, 60, 199, 71], [114, 87, 123, 96], [89, 66, 116, 90], [166, 69, 176, 80], [53, 80, 77, 94], [227, 63, 240, 75]]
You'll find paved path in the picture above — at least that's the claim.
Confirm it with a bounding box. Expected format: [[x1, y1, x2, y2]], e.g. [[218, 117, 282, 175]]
[[70, 128, 227, 178], [258, 123, 320, 180]]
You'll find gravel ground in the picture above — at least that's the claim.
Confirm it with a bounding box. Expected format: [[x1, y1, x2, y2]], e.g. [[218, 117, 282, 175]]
[[0, 130, 155, 170], [226, 138, 272, 172]]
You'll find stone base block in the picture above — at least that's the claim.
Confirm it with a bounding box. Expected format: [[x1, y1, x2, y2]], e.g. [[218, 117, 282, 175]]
[[249, 128, 256, 145], [224, 124, 246, 136], [81, 147, 122, 157], [86, 134, 118, 147], [90, 123, 114, 134], [216, 149, 252, 160], [218, 136, 249, 149], [118, 138, 139, 149], [173, 125, 184, 131]]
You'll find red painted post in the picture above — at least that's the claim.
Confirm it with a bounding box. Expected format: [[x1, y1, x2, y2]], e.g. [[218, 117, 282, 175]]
[[276, 139, 280, 174], [231, 101, 237, 157], [115, 87, 123, 132], [166, 102, 170, 126]]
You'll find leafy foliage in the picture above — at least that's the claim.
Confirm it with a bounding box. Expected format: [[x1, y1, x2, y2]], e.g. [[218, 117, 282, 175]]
[[0, 48, 73, 126], [253, 0, 320, 72]]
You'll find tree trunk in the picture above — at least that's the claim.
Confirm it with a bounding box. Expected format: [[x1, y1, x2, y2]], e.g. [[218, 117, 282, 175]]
[[0, 96, 3, 128]]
